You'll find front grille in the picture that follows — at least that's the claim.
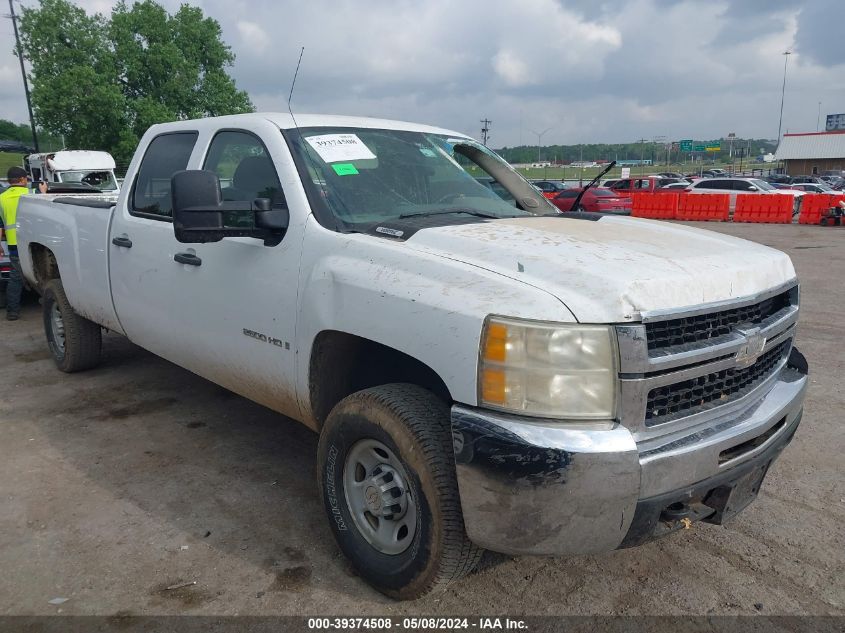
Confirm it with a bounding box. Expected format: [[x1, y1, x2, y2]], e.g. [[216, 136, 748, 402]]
[[645, 340, 791, 426], [645, 290, 792, 353]]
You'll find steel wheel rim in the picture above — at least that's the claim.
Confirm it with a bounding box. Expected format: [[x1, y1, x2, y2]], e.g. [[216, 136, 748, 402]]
[[342, 439, 417, 555], [50, 302, 66, 355]]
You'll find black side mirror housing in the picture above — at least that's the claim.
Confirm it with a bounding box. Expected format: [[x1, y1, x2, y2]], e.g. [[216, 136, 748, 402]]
[[171, 170, 288, 245]]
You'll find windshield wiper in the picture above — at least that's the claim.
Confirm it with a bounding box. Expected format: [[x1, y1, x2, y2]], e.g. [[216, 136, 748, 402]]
[[570, 160, 617, 212], [398, 208, 500, 220]]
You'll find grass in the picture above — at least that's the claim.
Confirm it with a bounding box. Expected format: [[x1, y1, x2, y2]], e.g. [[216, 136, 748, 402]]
[[464, 160, 772, 182], [1, 149, 770, 186], [0, 152, 25, 177]]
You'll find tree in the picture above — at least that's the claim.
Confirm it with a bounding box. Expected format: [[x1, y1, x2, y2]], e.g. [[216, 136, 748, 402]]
[[0, 119, 33, 143], [19, 0, 253, 168]]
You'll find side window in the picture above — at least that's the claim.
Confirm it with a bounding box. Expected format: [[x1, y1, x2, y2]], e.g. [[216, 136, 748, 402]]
[[203, 130, 286, 228], [732, 180, 753, 191], [132, 132, 198, 219], [614, 180, 631, 190], [702, 179, 726, 190]]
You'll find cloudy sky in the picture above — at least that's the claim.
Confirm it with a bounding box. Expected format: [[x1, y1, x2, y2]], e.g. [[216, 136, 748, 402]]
[[1, 0, 843, 147]]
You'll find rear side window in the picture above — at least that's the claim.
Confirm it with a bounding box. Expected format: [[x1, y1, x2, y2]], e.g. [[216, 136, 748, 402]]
[[131, 132, 198, 218], [698, 179, 728, 190]]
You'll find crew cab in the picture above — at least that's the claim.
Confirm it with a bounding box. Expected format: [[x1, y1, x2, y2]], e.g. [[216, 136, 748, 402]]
[[17, 113, 808, 600]]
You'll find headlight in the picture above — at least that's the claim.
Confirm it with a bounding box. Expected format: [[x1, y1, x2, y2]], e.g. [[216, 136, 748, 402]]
[[479, 316, 618, 419]]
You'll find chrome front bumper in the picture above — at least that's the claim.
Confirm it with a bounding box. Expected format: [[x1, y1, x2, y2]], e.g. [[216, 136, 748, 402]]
[[451, 353, 808, 556]]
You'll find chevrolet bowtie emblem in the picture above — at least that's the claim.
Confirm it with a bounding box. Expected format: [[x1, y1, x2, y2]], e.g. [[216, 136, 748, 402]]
[[735, 327, 766, 368]]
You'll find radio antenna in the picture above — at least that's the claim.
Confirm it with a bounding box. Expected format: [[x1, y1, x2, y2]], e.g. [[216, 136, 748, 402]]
[[288, 46, 304, 109]]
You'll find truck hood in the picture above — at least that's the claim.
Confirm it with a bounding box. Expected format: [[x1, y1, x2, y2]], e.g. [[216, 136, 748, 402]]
[[405, 215, 796, 322]]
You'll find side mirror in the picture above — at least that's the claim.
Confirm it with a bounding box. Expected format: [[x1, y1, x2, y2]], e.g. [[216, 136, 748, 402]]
[[171, 170, 288, 245], [747, 186, 758, 191]]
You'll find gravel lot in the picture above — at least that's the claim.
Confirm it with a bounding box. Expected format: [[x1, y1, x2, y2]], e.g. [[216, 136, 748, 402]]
[[1, 222, 843, 617]]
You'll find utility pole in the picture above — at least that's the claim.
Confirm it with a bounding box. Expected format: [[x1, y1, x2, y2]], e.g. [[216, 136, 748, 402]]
[[480, 118, 491, 146], [817, 102, 821, 132], [776, 50, 791, 142], [6, 0, 39, 151]]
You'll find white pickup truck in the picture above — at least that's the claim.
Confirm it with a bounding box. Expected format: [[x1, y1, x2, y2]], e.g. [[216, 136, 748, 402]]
[[17, 113, 808, 600]]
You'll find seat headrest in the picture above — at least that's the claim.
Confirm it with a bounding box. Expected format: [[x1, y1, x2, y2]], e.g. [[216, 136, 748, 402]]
[[232, 155, 279, 196]]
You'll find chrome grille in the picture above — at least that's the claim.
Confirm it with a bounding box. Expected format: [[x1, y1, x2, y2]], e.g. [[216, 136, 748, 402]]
[[645, 340, 791, 426], [645, 290, 791, 353]]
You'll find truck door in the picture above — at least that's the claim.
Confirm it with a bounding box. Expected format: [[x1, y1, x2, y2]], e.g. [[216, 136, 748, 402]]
[[109, 125, 305, 421]]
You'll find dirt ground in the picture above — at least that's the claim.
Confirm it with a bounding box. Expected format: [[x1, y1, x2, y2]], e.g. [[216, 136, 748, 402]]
[[0, 222, 843, 617]]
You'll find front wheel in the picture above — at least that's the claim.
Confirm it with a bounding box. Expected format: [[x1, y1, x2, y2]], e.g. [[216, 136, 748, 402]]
[[317, 384, 481, 600], [42, 279, 102, 372]]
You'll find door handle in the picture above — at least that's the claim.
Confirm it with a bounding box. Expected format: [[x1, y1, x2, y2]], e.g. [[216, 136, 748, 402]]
[[174, 252, 202, 267], [111, 236, 133, 248]]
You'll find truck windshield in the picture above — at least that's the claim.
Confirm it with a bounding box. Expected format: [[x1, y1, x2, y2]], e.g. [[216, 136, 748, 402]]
[[284, 127, 544, 229], [59, 170, 118, 191]]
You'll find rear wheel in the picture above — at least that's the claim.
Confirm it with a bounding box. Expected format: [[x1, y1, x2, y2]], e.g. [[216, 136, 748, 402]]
[[43, 279, 102, 372], [317, 384, 481, 600]]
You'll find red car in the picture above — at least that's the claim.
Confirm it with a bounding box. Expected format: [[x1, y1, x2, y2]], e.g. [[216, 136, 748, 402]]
[[551, 187, 632, 213]]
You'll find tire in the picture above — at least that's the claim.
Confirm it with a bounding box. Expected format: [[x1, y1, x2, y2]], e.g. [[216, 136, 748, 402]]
[[42, 279, 102, 372], [317, 383, 482, 600]]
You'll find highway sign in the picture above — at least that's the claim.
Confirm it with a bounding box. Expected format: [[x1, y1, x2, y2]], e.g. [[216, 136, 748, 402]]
[[693, 144, 706, 152], [705, 142, 721, 152], [679, 139, 693, 152]]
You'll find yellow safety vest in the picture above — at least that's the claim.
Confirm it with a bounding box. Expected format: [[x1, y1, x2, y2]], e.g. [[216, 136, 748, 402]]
[[0, 185, 28, 247]]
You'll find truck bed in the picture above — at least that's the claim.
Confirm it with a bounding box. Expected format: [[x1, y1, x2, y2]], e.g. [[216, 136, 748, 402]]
[[17, 194, 123, 333]]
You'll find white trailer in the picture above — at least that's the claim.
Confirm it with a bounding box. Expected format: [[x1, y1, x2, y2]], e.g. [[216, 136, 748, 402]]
[[25, 150, 120, 193]]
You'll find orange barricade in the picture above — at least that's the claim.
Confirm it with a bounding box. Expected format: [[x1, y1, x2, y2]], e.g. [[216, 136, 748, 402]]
[[630, 192, 678, 219], [676, 194, 729, 221], [798, 194, 832, 225], [733, 195, 793, 223]]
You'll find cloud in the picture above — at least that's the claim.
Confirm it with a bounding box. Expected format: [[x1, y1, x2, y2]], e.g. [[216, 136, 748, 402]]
[[794, 0, 845, 68], [236, 21, 270, 54], [1, 0, 842, 148]]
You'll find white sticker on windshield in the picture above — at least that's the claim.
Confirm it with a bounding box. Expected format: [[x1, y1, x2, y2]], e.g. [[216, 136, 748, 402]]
[[305, 134, 376, 163]]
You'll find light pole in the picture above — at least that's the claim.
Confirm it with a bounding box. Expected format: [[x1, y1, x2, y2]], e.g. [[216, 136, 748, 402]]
[[529, 127, 552, 164], [776, 51, 791, 142], [817, 102, 822, 132]]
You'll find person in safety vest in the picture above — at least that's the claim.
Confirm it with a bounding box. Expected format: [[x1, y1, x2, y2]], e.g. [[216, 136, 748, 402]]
[[0, 166, 46, 320]]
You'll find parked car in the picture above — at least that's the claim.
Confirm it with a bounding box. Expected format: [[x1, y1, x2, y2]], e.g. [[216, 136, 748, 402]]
[[700, 169, 730, 178], [686, 177, 804, 212], [788, 182, 839, 194], [531, 180, 568, 198], [16, 112, 808, 600], [604, 176, 678, 193], [661, 182, 690, 190], [826, 176, 845, 190], [790, 175, 825, 184], [656, 172, 685, 179], [821, 170, 845, 180], [766, 174, 793, 184], [550, 187, 632, 213]]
